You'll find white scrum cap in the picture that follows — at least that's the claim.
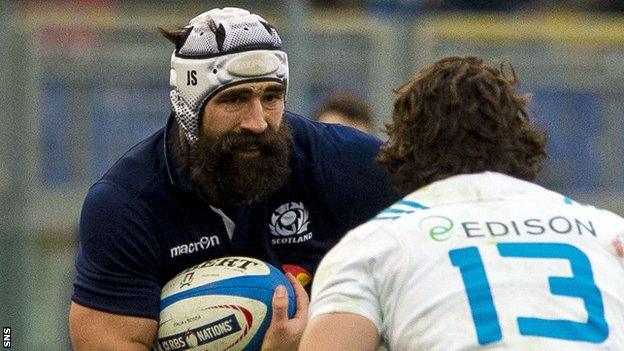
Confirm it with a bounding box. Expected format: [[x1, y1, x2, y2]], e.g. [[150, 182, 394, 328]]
[[169, 7, 288, 144]]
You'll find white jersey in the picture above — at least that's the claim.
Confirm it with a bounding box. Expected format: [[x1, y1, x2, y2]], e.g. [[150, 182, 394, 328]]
[[310, 172, 624, 351]]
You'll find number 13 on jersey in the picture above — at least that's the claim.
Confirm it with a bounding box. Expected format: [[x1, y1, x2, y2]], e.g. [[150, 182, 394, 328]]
[[449, 242, 608, 345]]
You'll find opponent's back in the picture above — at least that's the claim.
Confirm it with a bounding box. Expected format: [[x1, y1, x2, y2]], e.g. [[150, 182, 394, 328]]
[[310, 172, 624, 351]]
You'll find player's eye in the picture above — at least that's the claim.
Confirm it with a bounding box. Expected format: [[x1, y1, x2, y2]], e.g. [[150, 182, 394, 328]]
[[263, 92, 284, 104], [222, 96, 242, 104]]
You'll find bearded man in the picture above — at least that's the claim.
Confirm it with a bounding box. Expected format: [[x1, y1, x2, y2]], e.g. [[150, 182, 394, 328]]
[[67, 7, 397, 351]]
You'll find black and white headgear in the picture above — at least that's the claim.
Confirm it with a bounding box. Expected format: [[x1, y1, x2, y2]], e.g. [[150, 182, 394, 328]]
[[169, 7, 289, 145]]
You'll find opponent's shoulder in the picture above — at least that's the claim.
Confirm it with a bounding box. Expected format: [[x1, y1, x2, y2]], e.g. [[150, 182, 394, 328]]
[[588, 205, 624, 229], [332, 213, 404, 252], [562, 196, 624, 226]]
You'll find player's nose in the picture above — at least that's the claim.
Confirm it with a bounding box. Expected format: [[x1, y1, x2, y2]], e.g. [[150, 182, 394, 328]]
[[240, 98, 268, 134]]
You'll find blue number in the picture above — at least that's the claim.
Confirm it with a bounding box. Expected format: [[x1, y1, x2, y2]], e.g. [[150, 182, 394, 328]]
[[449, 247, 502, 345], [498, 243, 608, 343], [450, 243, 608, 345]]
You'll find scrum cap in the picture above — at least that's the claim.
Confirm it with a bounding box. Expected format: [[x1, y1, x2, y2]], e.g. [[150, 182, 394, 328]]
[[169, 7, 289, 144]]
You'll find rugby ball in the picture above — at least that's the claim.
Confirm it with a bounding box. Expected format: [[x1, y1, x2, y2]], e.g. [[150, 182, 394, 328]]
[[155, 256, 295, 351]]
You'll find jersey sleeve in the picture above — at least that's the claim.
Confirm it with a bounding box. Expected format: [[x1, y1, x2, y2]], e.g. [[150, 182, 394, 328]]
[[314, 124, 399, 230], [308, 223, 406, 333], [71, 181, 161, 320]]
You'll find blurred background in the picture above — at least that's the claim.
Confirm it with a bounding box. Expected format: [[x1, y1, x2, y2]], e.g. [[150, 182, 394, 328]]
[[1, 0, 624, 349]]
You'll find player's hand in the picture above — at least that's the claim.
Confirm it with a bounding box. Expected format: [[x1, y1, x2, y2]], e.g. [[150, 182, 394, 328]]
[[261, 272, 309, 351]]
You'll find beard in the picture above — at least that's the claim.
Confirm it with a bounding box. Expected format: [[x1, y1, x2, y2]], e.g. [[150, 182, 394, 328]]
[[182, 122, 292, 208]]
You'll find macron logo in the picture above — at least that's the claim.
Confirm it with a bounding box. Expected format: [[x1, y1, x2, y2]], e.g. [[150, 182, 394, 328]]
[[170, 236, 220, 258]]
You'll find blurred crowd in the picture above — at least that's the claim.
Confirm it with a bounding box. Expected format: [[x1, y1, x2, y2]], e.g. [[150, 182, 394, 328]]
[[311, 0, 624, 12]]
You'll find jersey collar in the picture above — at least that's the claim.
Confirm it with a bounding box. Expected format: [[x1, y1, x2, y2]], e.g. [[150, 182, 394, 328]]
[[404, 172, 564, 208]]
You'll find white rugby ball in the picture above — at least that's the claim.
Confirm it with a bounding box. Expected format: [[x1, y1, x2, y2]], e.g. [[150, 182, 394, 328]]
[[154, 256, 295, 351]]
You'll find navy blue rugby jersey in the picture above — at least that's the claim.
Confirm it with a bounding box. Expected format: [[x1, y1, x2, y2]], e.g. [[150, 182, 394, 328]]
[[72, 111, 398, 320]]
